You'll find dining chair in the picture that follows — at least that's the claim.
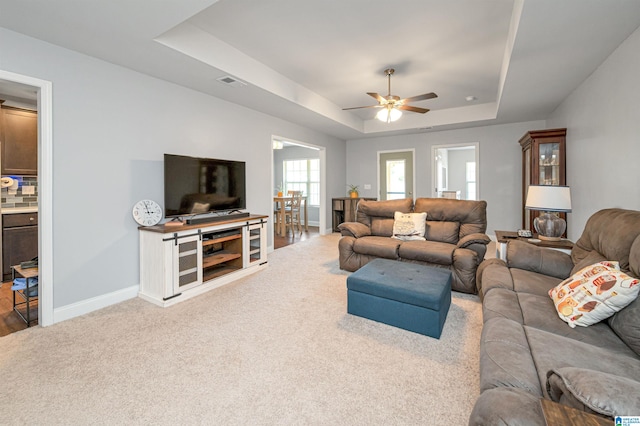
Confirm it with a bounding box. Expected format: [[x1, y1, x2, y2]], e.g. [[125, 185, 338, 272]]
[[284, 192, 303, 235]]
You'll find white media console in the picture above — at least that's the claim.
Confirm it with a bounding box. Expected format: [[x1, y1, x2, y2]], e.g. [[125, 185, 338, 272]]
[[138, 214, 268, 307]]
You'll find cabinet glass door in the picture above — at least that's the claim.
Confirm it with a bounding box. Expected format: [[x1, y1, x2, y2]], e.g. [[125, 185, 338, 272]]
[[538, 142, 560, 186], [172, 234, 202, 294]]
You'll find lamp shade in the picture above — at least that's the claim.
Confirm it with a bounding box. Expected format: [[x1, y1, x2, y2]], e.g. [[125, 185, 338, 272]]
[[525, 185, 572, 212], [376, 107, 402, 123]]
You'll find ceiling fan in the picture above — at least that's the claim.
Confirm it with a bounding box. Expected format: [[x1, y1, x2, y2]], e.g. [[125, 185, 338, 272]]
[[343, 68, 437, 123]]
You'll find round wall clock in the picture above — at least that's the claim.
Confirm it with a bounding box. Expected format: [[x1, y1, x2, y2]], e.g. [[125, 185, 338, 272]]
[[132, 199, 163, 226]]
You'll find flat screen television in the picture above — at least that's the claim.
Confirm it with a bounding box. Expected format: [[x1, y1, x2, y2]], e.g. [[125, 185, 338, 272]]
[[164, 154, 246, 218]]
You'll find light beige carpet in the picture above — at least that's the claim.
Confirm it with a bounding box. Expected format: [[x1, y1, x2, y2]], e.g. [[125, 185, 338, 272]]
[[0, 234, 484, 425]]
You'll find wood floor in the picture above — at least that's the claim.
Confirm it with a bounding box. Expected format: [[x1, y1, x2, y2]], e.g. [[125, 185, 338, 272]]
[[0, 279, 34, 337], [274, 226, 320, 249]]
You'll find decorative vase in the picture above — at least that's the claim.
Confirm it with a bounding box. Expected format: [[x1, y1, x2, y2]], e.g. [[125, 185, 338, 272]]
[[350, 191, 358, 198], [277, 191, 283, 197]]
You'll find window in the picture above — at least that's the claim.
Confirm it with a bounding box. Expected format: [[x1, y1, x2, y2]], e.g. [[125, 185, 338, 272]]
[[466, 161, 476, 201], [283, 159, 320, 206]]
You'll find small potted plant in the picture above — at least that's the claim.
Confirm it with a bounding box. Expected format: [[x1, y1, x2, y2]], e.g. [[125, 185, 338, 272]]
[[347, 184, 359, 198], [276, 183, 283, 197]]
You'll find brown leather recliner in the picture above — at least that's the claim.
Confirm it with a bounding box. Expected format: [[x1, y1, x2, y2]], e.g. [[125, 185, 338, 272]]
[[338, 197, 490, 294]]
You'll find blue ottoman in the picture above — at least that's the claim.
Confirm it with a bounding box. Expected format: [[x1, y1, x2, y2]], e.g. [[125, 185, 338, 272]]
[[346, 259, 452, 338]]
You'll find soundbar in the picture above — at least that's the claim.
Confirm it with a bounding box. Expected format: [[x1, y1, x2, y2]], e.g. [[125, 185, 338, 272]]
[[185, 212, 250, 225]]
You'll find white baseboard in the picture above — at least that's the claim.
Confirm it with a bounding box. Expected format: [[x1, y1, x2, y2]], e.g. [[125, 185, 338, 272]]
[[53, 284, 139, 324]]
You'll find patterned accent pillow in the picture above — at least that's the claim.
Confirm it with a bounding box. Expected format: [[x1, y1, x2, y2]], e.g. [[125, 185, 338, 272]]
[[391, 211, 427, 241], [549, 261, 640, 328]]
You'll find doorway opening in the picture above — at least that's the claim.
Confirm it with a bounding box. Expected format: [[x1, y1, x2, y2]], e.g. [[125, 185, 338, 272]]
[[0, 70, 53, 335], [271, 136, 325, 250], [431, 143, 479, 200], [378, 149, 415, 200]]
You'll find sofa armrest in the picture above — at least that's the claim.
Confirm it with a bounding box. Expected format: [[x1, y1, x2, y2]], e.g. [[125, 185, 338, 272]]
[[547, 367, 640, 417], [506, 240, 574, 279], [457, 232, 491, 249], [337, 222, 371, 238]]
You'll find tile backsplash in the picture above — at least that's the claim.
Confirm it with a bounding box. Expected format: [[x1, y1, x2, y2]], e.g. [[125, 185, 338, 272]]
[[1, 176, 38, 208]]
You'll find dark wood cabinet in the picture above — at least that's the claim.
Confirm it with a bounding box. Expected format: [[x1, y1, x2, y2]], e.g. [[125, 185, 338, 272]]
[[332, 197, 377, 232], [2, 213, 38, 280], [519, 128, 567, 232], [0, 104, 38, 176]]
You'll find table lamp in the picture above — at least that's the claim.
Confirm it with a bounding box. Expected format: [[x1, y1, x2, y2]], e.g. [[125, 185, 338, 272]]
[[525, 185, 571, 241]]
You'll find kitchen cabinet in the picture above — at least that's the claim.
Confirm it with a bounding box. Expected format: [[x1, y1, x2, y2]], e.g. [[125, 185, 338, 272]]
[[2, 212, 38, 281], [519, 128, 567, 233], [0, 104, 38, 176]]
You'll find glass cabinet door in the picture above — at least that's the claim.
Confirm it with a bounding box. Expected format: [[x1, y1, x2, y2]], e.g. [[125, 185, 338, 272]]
[[538, 142, 560, 185]]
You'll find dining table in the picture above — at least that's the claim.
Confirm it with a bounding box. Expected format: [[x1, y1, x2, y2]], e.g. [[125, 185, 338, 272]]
[[273, 195, 308, 236]]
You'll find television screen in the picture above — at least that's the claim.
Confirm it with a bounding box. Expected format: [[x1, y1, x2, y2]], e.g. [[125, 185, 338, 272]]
[[164, 154, 246, 217]]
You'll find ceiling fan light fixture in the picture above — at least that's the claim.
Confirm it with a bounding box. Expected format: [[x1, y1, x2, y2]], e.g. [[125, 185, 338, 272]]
[[376, 107, 402, 123]]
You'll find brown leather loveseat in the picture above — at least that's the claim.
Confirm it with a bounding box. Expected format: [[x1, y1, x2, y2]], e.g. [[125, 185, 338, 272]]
[[338, 197, 490, 293]]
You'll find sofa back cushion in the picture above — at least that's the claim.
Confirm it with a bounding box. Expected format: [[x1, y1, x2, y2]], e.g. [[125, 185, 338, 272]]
[[413, 198, 487, 243], [356, 198, 413, 237], [572, 208, 640, 278]]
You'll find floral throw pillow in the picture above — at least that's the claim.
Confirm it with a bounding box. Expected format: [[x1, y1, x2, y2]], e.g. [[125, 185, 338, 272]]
[[391, 211, 427, 241], [549, 261, 640, 328]]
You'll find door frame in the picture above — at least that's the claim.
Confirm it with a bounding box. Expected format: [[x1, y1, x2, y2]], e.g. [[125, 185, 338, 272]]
[[431, 143, 480, 199], [377, 149, 416, 200], [270, 135, 327, 244], [0, 70, 54, 327]]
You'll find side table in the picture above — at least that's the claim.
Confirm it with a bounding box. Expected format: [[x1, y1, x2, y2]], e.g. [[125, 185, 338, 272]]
[[540, 398, 610, 426], [11, 264, 39, 326], [495, 230, 574, 262]]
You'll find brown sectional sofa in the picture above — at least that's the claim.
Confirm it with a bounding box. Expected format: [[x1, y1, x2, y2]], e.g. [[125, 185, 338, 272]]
[[470, 208, 640, 424], [338, 197, 490, 294]]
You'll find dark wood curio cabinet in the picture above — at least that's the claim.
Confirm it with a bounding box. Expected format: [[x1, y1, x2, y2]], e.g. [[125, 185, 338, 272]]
[[519, 128, 567, 233]]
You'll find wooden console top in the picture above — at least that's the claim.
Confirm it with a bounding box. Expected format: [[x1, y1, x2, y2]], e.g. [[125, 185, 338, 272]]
[[139, 214, 268, 234]]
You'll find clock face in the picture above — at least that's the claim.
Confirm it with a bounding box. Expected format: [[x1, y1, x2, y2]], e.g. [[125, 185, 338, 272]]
[[132, 200, 163, 226]]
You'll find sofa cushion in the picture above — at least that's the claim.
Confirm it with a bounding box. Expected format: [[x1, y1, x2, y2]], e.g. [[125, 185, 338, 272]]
[[570, 250, 607, 276], [507, 240, 574, 280], [356, 198, 412, 230], [526, 326, 640, 399], [398, 240, 455, 265], [391, 211, 426, 241], [510, 268, 562, 297], [608, 295, 640, 357], [517, 292, 637, 356], [352, 236, 400, 259], [479, 317, 542, 396], [549, 261, 640, 328], [425, 221, 459, 244], [413, 198, 487, 239], [547, 367, 640, 417], [571, 208, 640, 276]]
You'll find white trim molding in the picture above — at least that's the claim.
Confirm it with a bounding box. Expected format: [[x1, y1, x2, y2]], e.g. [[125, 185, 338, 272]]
[[0, 70, 54, 326]]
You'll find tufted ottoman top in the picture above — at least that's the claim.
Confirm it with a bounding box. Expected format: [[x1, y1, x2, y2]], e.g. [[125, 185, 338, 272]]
[[347, 258, 452, 311]]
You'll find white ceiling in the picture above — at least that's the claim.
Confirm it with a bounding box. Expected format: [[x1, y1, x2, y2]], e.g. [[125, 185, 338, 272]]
[[1, 0, 640, 140]]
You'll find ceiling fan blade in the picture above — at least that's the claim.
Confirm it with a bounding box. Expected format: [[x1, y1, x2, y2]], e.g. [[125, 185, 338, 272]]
[[367, 92, 386, 103], [400, 92, 438, 103], [397, 105, 430, 114], [342, 105, 383, 110]]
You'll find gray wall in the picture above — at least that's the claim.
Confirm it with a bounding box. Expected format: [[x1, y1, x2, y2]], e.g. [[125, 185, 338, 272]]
[[0, 27, 346, 309], [547, 25, 640, 241], [273, 145, 320, 224], [346, 121, 545, 237]]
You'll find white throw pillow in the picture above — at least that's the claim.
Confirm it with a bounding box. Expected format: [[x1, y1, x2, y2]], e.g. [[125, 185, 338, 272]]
[[392, 211, 427, 241], [549, 261, 640, 328]]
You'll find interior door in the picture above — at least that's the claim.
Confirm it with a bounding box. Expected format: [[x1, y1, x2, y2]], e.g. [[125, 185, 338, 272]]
[[378, 150, 414, 200]]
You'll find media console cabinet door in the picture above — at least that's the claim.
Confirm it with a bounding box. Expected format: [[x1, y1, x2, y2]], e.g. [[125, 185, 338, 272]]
[[172, 233, 203, 295]]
